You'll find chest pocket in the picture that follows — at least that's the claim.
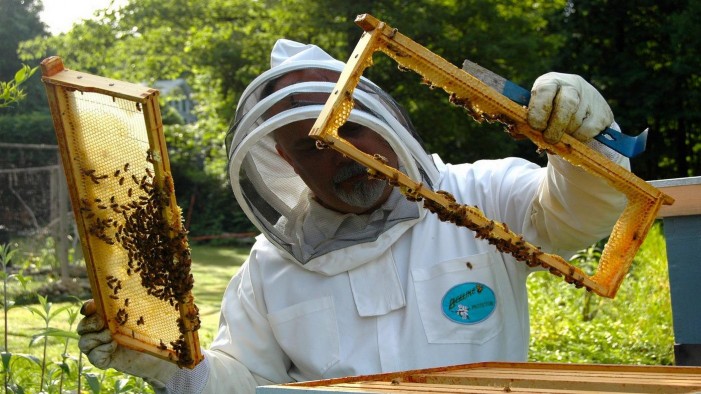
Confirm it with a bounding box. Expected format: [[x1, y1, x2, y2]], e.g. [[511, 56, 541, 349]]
[[267, 296, 340, 378], [412, 252, 505, 344]]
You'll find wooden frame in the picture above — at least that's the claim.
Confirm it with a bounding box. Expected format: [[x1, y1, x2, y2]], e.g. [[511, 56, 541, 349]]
[[258, 361, 701, 393], [310, 14, 674, 298], [41, 57, 202, 368]]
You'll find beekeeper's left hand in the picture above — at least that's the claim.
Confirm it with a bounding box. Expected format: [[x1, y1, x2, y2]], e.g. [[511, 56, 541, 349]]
[[528, 72, 614, 144], [77, 300, 179, 389]]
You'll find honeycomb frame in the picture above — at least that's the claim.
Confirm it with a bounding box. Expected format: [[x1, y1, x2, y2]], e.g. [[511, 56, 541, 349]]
[[41, 57, 202, 368], [309, 14, 674, 298]]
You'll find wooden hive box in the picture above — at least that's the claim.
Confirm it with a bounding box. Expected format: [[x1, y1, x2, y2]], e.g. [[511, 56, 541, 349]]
[[257, 362, 701, 393]]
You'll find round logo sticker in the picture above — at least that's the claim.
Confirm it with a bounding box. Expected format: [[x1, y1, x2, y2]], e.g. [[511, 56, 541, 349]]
[[441, 282, 496, 324]]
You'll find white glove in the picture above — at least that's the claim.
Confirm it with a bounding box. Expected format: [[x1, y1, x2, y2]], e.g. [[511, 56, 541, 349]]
[[527, 72, 614, 144], [77, 300, 179, 389]]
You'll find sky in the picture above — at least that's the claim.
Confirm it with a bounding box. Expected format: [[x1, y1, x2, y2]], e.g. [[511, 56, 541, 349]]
[[39, 0, 128, 35]]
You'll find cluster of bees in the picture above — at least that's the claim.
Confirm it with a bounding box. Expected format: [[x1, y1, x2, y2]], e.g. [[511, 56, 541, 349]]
[[78, 150, 200, 367], [447, 92, 528, 142], [420, 190, 587, 289], [365, 154, 589, 290]]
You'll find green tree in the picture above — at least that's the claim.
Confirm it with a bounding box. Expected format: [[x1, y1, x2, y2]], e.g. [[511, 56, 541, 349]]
[[223, 0, 568, 166], [0, 0, 48, 114], [0, 0, 45, 79], [20, 0, 266, 236], [17, 0, 572, 237], [550, 0, 700, 179]]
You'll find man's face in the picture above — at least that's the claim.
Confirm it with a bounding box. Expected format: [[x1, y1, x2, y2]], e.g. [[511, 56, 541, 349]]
[[274, 119, 399, 214]]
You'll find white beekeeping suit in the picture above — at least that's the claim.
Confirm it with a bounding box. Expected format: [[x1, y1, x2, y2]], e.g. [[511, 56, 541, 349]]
[[77, 38, 629, 394], [187, 39, 628, 392]]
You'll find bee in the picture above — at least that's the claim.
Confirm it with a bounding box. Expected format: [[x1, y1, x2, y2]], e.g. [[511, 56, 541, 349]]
[[114, 169, 121, 177], [137, 316, 145, 325], [136, 102, 142, 112], [466, 262, 473, 270], [373, 153, 389, 165], [124, 298, 129, 307], [158, 340, 167, 350], [124, 163, 130, 172], [127, 188, 133, 197], [116, 308, 128, 325], [119, 177, 125, 185]]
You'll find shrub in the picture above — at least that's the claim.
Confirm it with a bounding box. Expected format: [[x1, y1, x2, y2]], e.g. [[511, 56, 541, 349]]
[[528, 222, 674, 365]]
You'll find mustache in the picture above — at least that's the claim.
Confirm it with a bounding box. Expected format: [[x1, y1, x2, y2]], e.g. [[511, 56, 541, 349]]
[[333, 161, 369, 184]]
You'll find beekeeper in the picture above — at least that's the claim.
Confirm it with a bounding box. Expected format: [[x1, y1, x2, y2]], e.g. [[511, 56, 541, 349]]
[[77, 39, 629, 393]]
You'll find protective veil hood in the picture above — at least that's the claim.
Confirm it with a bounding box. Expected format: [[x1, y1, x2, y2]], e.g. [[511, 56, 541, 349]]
[[226, 39, 439, 276]]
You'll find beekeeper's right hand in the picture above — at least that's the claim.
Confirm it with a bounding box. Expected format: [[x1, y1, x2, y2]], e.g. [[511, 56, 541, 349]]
[[77, 300, 179, 389]]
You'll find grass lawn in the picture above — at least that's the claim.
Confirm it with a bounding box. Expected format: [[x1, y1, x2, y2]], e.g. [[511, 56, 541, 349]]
[[189, 244, 249, 346], [1, 243, 248, 367]]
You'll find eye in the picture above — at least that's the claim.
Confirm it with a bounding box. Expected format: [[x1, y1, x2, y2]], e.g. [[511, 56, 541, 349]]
[[292, 139, 319, 152], [339, 122, 365, 139]]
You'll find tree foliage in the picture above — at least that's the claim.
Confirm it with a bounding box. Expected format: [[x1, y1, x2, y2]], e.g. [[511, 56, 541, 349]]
[[0, 0, 46, 80], [8, 0, 699, 235], [19, 0, 567, 167], [0, 0, 47, 114], [551, 0, 700, 178]]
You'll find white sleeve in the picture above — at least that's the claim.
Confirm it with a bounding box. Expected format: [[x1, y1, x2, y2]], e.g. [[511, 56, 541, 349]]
[[198, 349, 275, 393], [158, 348, 276, 394], [525, 136, 630, 257]]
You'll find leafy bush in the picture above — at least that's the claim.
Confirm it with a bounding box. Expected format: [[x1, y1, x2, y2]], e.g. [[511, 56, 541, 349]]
[[528, 222, 674, 365], [1, 244, 154, 393], [0, 65, 37, 109], [0, 111, 54, 145]]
